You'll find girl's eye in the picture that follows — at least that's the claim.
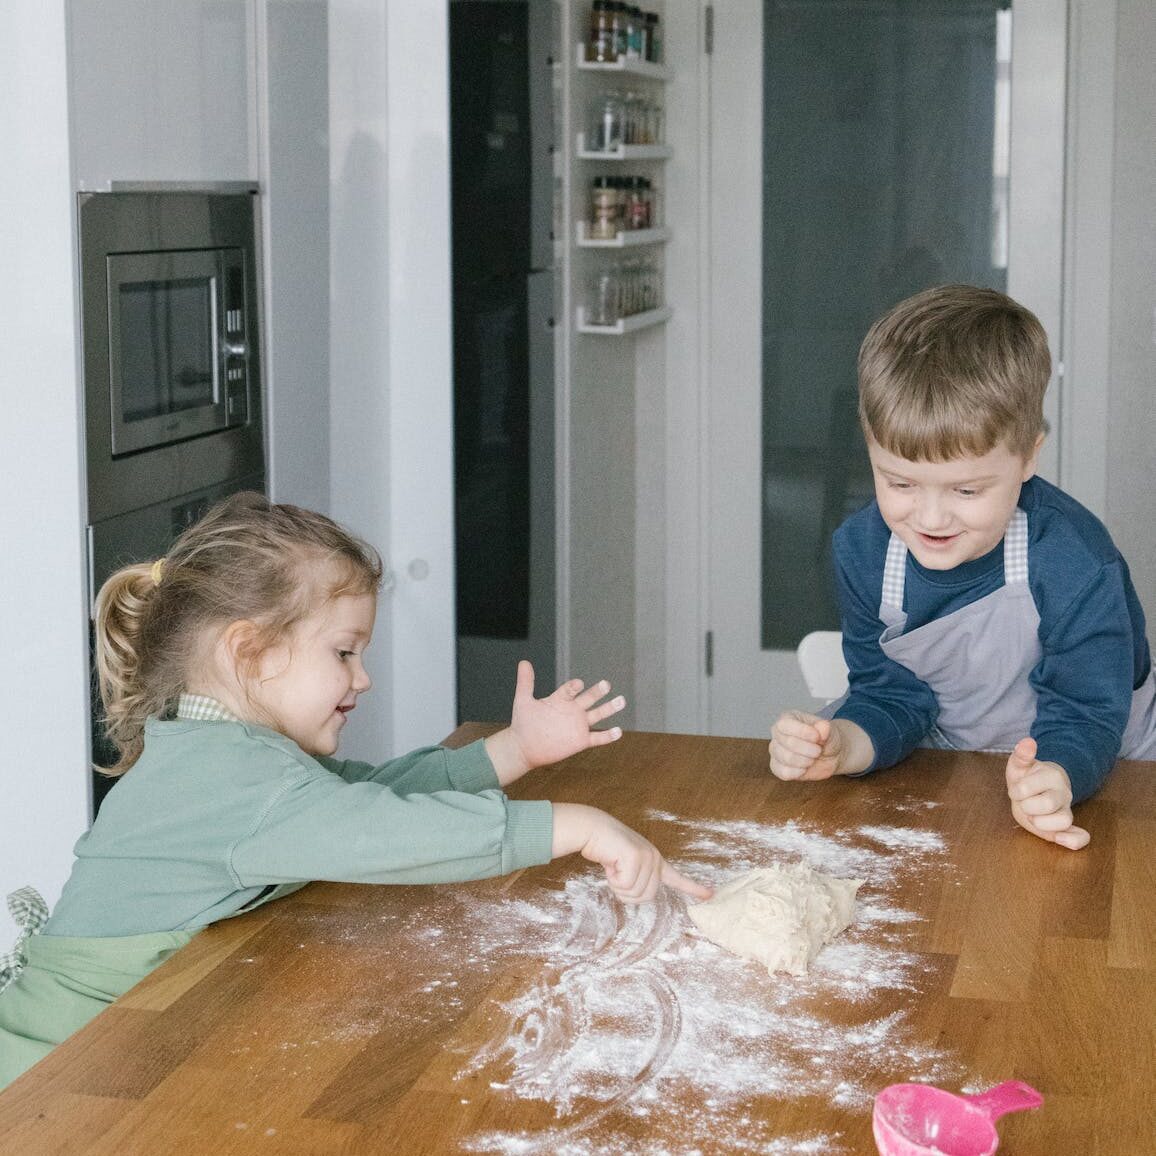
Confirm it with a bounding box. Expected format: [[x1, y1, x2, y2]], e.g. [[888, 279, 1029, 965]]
[[337, 650, 354, 660], [888, 480, 913, 490]]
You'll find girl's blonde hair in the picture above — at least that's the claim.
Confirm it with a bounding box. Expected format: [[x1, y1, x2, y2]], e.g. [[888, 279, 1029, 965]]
[[94, 491, 383, 773], [858, 284, 1051, 462]]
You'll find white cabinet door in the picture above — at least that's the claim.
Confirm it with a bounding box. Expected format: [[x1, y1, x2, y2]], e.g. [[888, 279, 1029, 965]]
[[69, 0, 255, 188], [704, 0, 1067, 738]]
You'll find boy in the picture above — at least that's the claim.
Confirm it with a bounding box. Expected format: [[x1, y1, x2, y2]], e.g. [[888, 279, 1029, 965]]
[[770, 285, 1156, 850]]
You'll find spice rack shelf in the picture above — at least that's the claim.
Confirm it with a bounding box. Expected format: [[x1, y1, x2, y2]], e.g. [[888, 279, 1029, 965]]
[[575, 305, 672, 336], [575, 134, 673, 162], [574, 44, 668, 81], [575, 222, 671, 248]]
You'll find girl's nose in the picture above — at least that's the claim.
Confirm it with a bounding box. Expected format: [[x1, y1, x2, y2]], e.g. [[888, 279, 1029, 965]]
[[353, 661, 372, 693]]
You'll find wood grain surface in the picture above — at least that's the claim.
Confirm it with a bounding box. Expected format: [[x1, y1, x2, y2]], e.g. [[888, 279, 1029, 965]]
[[1, 725, 1152, 1154]]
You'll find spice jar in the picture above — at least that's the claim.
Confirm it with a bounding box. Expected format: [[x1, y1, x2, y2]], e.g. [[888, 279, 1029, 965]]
[[610, 2, 627, 60], [646, 11, 662, 63], [590, 176, 619, 240], [587, 266, 620, 326], [590, 92, 624, 152], [586, 0, 616, 63], [624, 176, 649, 230], [623, 6, 642, 60]]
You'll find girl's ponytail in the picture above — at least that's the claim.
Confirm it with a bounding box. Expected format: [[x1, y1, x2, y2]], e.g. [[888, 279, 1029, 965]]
[[93, 561, 167, 773], [89, 491, 382, 776]]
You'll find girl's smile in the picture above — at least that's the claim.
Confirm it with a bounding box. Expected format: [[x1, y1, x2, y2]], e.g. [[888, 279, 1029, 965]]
[[247, 590, 377, 756]]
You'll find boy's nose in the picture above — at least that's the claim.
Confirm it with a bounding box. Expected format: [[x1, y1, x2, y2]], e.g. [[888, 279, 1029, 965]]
[[916, 493, 952, 530]]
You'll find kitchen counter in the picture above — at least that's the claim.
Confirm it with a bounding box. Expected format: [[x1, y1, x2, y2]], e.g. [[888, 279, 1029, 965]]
[[1, 724, 1152, 1153]]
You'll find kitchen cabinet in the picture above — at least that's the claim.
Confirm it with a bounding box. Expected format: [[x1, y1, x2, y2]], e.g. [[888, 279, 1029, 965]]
[[69, 0, 256, 190]]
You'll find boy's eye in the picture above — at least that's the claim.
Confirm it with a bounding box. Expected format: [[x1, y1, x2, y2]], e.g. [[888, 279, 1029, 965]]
[[956, 487, 980, 497]]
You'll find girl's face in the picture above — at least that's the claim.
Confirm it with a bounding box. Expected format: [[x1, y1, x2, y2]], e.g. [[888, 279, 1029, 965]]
[[248, 591, 377, 756], [867, 436, 1041, 570]]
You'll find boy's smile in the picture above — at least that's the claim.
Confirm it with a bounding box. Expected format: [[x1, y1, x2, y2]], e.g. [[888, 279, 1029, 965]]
[[867, 436, 1041, 570]]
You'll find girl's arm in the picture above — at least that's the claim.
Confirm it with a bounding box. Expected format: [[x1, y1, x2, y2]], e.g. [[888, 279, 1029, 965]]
[[551, 803, 712, 903], [232, 772, 552, 885], [317, 740, 498, 795]]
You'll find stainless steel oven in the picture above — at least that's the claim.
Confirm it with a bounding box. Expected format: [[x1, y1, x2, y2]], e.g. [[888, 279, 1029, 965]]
[[80, 187, 265, 523], [80, 186, 267, 814]]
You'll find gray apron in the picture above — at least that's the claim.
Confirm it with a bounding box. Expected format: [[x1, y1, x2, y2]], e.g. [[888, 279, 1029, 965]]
[[878, 508, 1156, 757]]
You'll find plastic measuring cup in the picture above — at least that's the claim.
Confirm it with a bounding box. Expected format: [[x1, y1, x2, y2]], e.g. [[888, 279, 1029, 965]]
[[872, 1080, 1043, 1156]]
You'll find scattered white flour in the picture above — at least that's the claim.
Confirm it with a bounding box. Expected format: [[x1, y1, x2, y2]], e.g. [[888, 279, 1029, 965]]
[[446, 812, 961, 1155], [229, 812, 958, 1154]]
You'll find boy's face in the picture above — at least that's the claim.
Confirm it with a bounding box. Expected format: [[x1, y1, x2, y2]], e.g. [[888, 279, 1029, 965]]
[[867, 436, 1042, 570]]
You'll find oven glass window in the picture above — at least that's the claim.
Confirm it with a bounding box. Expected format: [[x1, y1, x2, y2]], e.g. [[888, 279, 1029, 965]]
[[118, 277, 216, 422]]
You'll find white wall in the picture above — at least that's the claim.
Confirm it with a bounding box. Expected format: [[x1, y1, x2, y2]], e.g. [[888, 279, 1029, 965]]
[[328, 0, 457, 759], [0, 2, 91, 907], [261, 0, 331, 513]]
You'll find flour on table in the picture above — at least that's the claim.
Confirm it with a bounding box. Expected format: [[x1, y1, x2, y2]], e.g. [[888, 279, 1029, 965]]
[[687, 862, 862, 976]]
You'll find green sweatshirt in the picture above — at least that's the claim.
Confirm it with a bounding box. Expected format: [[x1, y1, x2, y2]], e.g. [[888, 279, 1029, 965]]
[[45, 718, 555, 937], [1, 718, 553, 1088]]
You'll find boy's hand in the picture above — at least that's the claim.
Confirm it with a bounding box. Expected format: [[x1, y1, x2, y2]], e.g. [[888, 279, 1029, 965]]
[[485, 661, 625, 786], [552, 803, 714, 904], [1005, 737, 1091, 850], [769, 712, 873, 781]]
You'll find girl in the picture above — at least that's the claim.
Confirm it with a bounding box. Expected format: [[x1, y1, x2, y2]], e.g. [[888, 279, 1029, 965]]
[[0, 492, 709, 1088]]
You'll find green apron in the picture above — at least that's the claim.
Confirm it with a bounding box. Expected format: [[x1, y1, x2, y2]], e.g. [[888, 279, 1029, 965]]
[[0, 926, 195, 1089], [0, 881, 303, 1090]]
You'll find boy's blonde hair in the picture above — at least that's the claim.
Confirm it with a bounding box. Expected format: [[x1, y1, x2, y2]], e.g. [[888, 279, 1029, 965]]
[[858, 284, 1051, 462], [94, 491, 383, 773]]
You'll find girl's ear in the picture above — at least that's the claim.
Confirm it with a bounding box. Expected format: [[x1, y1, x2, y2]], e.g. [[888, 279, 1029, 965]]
[[218, 619, 264, 684]]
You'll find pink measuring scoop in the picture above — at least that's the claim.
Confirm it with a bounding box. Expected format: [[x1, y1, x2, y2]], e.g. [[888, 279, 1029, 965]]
[[873, 1079, 1044, 1156]]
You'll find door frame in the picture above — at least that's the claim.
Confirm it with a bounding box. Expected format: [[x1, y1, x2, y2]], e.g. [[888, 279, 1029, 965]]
[[663, 0, 1086, 737]]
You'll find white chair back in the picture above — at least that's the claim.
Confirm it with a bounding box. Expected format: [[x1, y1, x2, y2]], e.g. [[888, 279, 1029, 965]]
[[796, 631, 848, 703]]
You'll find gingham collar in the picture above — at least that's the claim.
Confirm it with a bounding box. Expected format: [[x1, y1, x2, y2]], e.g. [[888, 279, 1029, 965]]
[[175, 693, 242, 723]]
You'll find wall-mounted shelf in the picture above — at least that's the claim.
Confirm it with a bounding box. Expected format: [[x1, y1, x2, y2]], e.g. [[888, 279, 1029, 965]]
[[576, 305, 672, 335], [575, 222, 671, 248], [575, 133, 672, 162], [575, 44, 668, 81]]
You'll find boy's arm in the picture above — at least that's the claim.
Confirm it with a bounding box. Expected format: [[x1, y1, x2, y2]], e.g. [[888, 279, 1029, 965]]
[[1031, 558, 1136, 802], [828, 537, 939, 771]]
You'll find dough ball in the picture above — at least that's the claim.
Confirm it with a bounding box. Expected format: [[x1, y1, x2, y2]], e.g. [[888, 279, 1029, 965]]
[[687, 862, 862, 976]]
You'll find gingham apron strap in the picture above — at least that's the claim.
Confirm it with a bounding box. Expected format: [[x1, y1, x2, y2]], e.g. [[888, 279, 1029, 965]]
[[879, 508, 1029, 614], [0, 886, 49, 994], [1004, 508, 1029, 584], [880, 533, 909, 612]]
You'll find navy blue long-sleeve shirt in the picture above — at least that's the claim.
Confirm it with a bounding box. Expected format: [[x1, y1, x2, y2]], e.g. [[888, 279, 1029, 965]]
[[831, 476, 1150, 802]]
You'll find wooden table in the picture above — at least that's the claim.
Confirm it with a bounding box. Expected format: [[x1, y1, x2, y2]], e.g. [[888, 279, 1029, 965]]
[[2, 726, 1153, 1154]]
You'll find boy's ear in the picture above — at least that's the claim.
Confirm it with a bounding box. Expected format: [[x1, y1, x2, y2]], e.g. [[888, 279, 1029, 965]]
[[1021, 431, 1046, 481]]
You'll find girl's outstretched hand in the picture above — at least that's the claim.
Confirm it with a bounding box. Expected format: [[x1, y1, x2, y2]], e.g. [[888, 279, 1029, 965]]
[[552, 803, 713, 904], [485, 660, 626, 786]]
